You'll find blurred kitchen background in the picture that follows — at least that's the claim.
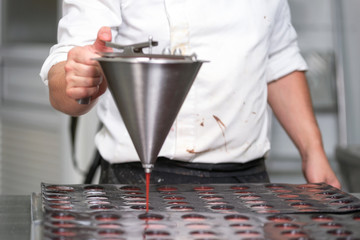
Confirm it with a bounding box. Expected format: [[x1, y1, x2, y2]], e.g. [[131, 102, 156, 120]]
[[0, 0, 359, 195]]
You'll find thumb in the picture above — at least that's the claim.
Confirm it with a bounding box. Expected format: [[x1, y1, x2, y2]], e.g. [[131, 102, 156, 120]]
[[93, 26, 113, 53]]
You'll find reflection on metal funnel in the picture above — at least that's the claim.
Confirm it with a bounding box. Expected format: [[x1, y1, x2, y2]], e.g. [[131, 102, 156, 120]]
[[97, 53, 204, 172]]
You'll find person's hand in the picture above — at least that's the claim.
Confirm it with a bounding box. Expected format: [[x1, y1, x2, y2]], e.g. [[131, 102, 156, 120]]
[[64, 26, 113, 102], [302, 148, 341, 189]]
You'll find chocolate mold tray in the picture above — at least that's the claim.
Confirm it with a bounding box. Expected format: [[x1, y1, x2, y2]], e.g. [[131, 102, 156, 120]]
[[42, 183, 360, 214]]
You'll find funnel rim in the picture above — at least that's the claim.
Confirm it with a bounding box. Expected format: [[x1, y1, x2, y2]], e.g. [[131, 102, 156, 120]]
[[94, 57, 206, 64]]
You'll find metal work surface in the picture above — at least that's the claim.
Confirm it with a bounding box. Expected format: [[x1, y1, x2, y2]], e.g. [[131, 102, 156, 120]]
[[40, 183, 360, 240]]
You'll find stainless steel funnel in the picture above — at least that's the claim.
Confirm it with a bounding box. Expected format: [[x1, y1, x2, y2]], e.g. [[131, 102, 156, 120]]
[[96, 41, 205, 173]]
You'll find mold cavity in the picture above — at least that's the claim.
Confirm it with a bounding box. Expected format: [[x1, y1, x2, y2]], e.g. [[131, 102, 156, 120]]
[[49, 204, 72, 210], [266, 184, 285, 189], [273, 189, 292, 193], [51, 221, 76, 228], [169, 206, 194, 211], [193, 186, 214, 191], [95, 214, 121, 221], [120, 186, 141, 191], [311, 215, 333, 222], [339, 204, 360, 211], [229, 223, 253, 229], [123, 191, 143, 195], [234, 191, 253, 195], [87, 201, 111, 205], [197, 191, 217, 195], [90, 204, 114, 210], [85, 191, 106, 196], [200, 195, 224, 200], [206, 201, 228, 205], [45, 194, 70, 200], [297, 183, 322, 189], [245, 200, 266, 204], [51, 213, 75, 220], [138, 213, 164, 221], [186, 223, 211, 229], [230, 185, 250, 190], [235, 230, 261, 237], [190, 230, 216, 237], [123, 196, 146, 201], [97, 223, 122, 229], [131, 205, 153, 210], [274, 223, 300, 229], [163, 196, 185, 200], [353, 214, 360, 221], [281, 230, 307, 237], [277, 194, 299, 198], [48, 200, 71, 204], [157, 186, 178, 192], [290, 202, 313, 208], [84, 185, 104, 191], [238, 194, 261, 200], [211, 204, 234, 211], [86, 196, 109, 200], [46, 186, 74, 192], [224, 214, 249, 222], [124, 200, 146, 205], [182, 214, 207, 221], [319, 222, 342, 229], [144, 230, 170, 237], [330, 199, 353, 205], [267, 215, 293, 223], [327, 229, 352, 236], [167, 201, 189, 205], [52, 229, 77, 237], [250, 204, 273, 209], [326, 195, 345, 200], [316, 191, 337, 196], [143, 223, 167, 230], [98, 229, 124, 236]]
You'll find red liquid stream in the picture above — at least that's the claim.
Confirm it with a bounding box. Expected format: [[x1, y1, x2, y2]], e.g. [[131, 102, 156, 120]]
[[146, 172, 150, 212]]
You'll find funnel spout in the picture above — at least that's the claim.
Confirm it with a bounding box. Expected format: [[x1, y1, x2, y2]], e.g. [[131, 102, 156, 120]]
[[143, 164, 154, 173]]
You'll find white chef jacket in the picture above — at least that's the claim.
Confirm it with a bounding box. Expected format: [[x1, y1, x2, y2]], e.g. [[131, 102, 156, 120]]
[[40, 0, 307, 164]]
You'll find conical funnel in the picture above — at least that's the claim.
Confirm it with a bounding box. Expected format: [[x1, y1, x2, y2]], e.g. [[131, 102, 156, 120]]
[[97, 53, 204, 172]]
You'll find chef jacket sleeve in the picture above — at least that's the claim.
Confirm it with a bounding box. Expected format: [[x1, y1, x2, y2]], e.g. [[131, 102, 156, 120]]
[[40, 0, 122, 85], [266, 0, 308, 83]]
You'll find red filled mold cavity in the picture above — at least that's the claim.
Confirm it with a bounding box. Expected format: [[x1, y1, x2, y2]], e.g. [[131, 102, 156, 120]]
[[319, 222, 343, 229], [330, 199, 353, 205], [224, 214, 250, 222], [49, 200, 71, 204], [49, 204, 72, 210], [45, 194, 70, 200], [311, 215, 334, 222], [98, 229, 124, 236], [200, 195, 224, 200], [297, 183, 322, 189], [327, 229, 352, 236], [230, 185, 250, 190], [186, 223, 211, 230], [281, 230, 307, 237], [120, 186, 141, 191], [51, 221, 76, 228], [51, 213, 75, 220], [157, 186, 178, 192], [273, 189, 292, 193], [193, 186, 214, 191], [46, 185, 74, 192], [266, 184, 286, 189], [277, 194, 299, 198], [238, 194, 261, 200], [138, 213, 164, 221], [182, 214, 207, 221], [339, 204, 360, 211], [353, 214, 360, 221], [52, 229, 77, 237], [95, 214, 121, 221], [267, 215, 293, 223], [163, 196, 185, 200], [235, 230, 262, 237]]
